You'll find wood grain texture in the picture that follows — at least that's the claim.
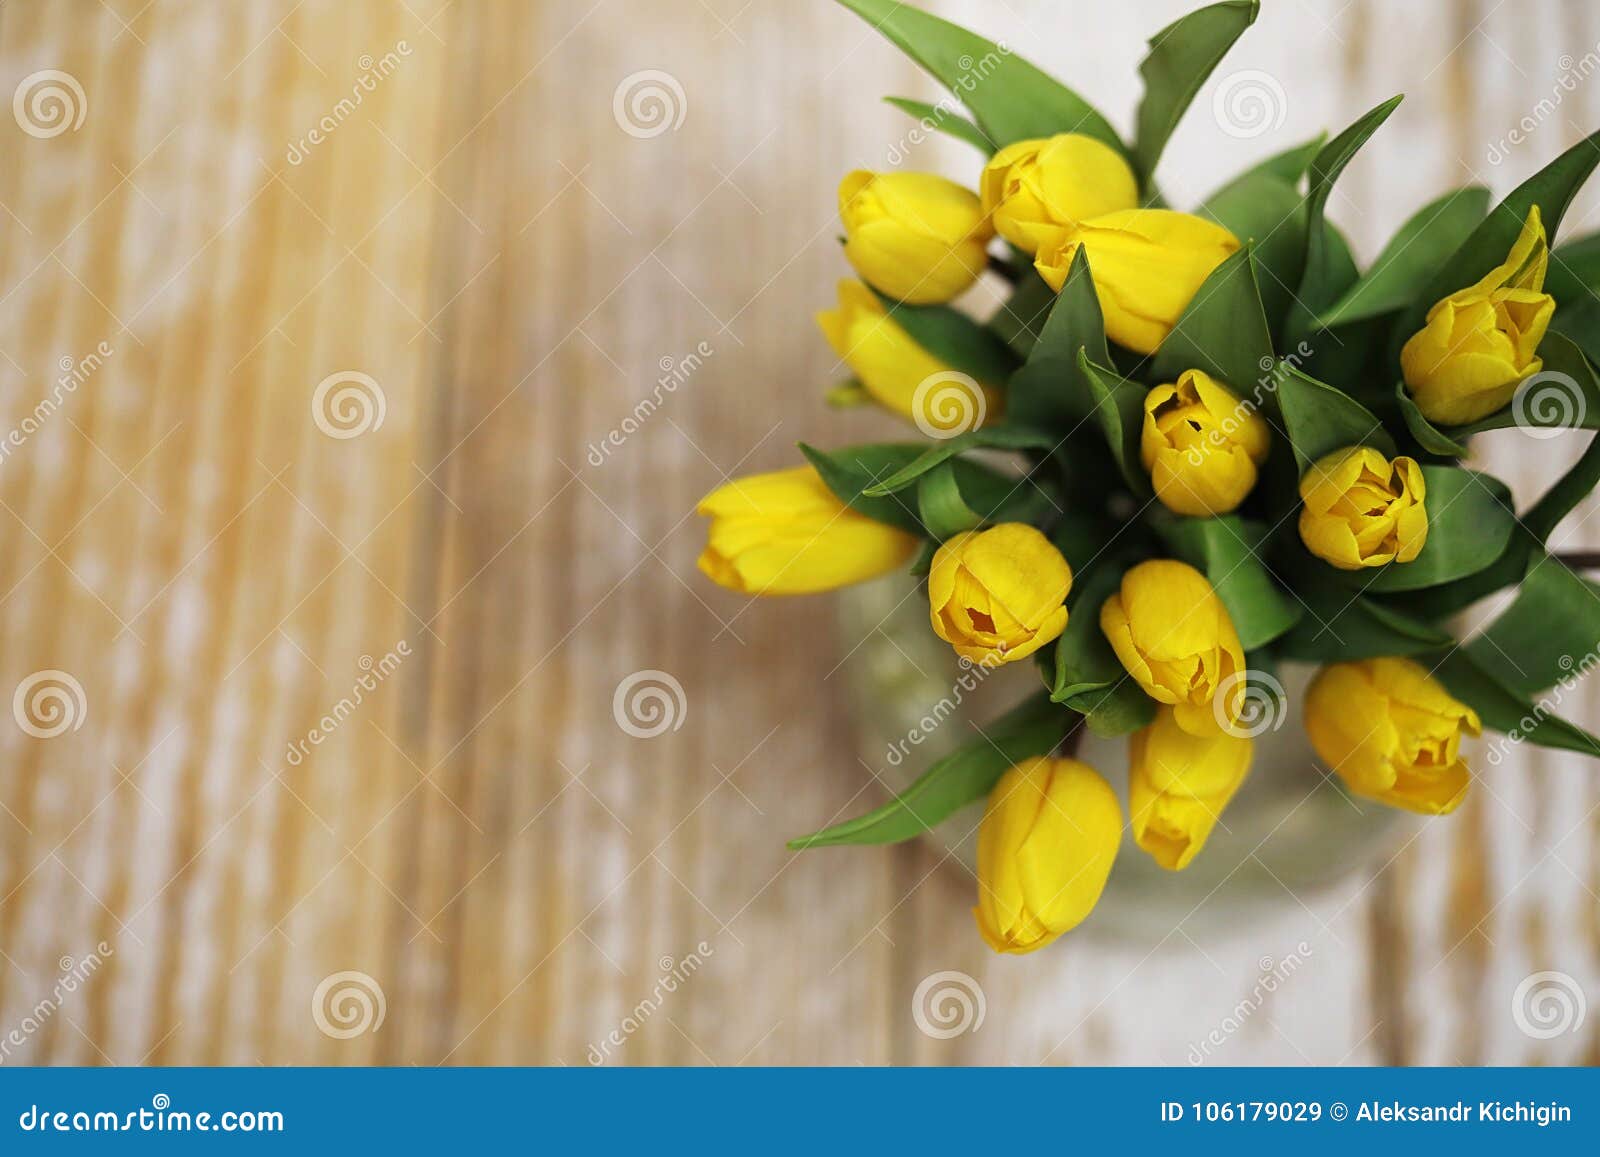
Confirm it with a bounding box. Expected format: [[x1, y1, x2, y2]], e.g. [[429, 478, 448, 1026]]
[[0, 0, 1596, 1066]]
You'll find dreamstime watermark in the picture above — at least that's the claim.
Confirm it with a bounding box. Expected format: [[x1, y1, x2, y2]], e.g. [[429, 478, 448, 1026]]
[[283, 642, 411, 767], [585, 943, 714, 1064], [1510, 370, 1585, 438], [885, 655, 1000, 767], [883, 46, 1009, 166], [1186, 941, 1312, 1065], [1483, 645, 1600, 766], [1511, 970, 1586, 1040], [612, 669, 687, 739], [912, 970, 986, 1039], [0, 341, 114, 468], [586, 340, 713, 466], [1487, 46, 1600, 164], [285, 41, 413, 165], [12, 670, 87, 739], [311, 971, 386, 1039], [0, 943, 113, 1064], [1212, 70, 1286, 140], [911, 370, 986, 439], [311, 370, 387, 439], [612, 70, 686, 138], [12, 69, 86, 138], [1183, 343, 1315, 469], [1214, 668, 1288, 739]]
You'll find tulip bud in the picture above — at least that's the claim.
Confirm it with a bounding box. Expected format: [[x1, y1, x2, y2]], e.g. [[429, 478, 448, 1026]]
[[1297, 446, 1427, 570], [816, 280, 1000, 433], [927, 523, 1072, 666], [975, 755, 1123, 953], [1100, 559, 1246, 736], [1128, 708, 1252, 870], [1401, 206, 1555, 426], [697, 465, 919, 595], [839, 171, 992, 305], [1035, 209, 1240, 355], [979, 133, 1139, 255], [1305, 658, 1481, 814], [1140, 369, 1270, 516]]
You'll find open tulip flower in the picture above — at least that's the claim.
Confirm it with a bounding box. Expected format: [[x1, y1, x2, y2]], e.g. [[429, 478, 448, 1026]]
[[703, 0, 1600, 952]]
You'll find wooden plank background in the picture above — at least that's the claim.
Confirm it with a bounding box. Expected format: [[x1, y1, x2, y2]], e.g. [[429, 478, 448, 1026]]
[[0, 0, 1598, 1065]]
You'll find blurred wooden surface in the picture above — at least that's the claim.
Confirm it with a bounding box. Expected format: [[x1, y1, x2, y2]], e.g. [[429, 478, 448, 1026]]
[[0, 0, 1598, 1064]]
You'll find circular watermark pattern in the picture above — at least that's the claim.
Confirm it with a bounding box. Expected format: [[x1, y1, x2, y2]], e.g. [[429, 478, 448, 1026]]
[[612, 669, 687, 739], [911, 371, 986, 439], [1511, 370, 1584, 439], [612, 70, 686, 139], [912, 970, 986, 1039], [12, 669, 87, 738], [311, 371, 387, 439], [1214, 668, 1287, 738], [1511, 970, 1586, 1040], [13, 70, 87, 139], [312, 970, 387, 1039], [1212, 70, 1287, 140]]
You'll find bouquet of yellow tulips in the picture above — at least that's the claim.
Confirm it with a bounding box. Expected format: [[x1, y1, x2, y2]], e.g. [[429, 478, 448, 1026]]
[[698, 0, 1600, 953]]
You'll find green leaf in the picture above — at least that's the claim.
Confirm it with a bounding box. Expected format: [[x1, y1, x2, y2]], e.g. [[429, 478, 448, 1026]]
[[916, 459, 1056, 539], [872, 289, 1018, 383], [799, 442, 926, 533], [1395, 382, 1470, 456], [786, 692, 1073, 849], [860, 425, 1059, 496], [1276, 581, 1453, 662], [1466, 554, 1600, 696], [1151, 244, 1274, 393], [1524, 430, 1600, 544], [1006, 246, 1108, 428], [1132, 0, 1259, 182], [1049, 562, 1158, 738], [883, 96, 994, 155], [1200, 173, 1306, 330], [1432, 647, 1600, 757], [987, 271, 1057, 358], [1205, 134, 1326, 199], [916, 463, 982, 539], [1078, 352, 1152, 495], [835, 0, 1122, 152], [1397, 128, 1600, 350], [1285, 95, 1404, 340], [1153, 514, 1302, 650], [1314, 187, 1491, 329], [1274, 363, 1395, 469]]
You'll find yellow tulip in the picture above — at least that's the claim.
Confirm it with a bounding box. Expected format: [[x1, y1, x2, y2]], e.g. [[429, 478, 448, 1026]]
[[979, 133, 1139, 255], [1401, 206, 1555, 426], [975, 755, 1123, 954], [816, 280, 1000, 432], [1035, 209, 1240, 355], [1305, 657, 1482, 814], [927, 524, 1071, 666], [1141, 369, 1271, 516], [1297, 446, 1427, 570], [1100, 559, 1246, 736], [839, 170, 992, 305], [697, 464, 918, 595], [1128, 708, 1252, 870]]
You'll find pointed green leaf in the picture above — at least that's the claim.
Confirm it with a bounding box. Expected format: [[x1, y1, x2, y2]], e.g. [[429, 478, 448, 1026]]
[[987, 270, 1057, 358], [884, 96, 994, 155], [786, 692, 1073, 849], [1432, 647, 1600, 758], [799, 442, 926, 533], [1200, 173, 1306, 329], [1078, 352, 1152, 495], [1132, 0, 1259, 182], [835, 0, 1122, 151], [1006, 246, 1107, 427], [1466, 554, 1600, 696], [872, 289, 1018, 383], [860, 425, 1058, 496], [915, 458, 1056, 540], [1275, 363, 1395, 468], [1207, 135, 1327, 198], [1151, 244, 1274, 392], [1276, 581, 1452, 662]]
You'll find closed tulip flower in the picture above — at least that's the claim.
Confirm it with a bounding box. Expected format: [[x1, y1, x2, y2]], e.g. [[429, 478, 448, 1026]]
[[1401, 206, 1554, 426], [1298, 446, 1428, 570], [697, 465, 918, 595], [975, 755, 1123, 954], [839, 170, 992, 305], [928, 523, 1071, 666], [1141, 369, 1270, 516], [1129, 708, 1253, 870], [979, 133, 1139, 255], [817, 280, 1000, 432], [1305, 658, 1482, 814], [1035, 209, 1240, 354], [1100, 559, 1246, 736]]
